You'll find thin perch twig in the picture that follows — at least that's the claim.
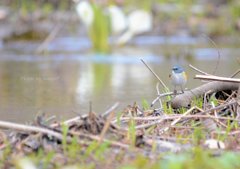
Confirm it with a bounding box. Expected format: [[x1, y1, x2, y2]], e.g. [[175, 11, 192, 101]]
[[201, 34, 221, 75], [230, 69, 240, 78], [151, 91, 182, 107], [189, 64, 211, 75], [36, 24, 62, 54], [140, 59, 168, 89], [102, 102, 119, 118]]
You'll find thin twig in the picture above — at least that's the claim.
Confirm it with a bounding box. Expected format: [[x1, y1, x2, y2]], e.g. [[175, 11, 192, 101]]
[[134, 119, 165, 130], [203, 90, 212, 110], [211, 102, 220, 125], [131, 114, 240, 131], [204, 103, 227, 129], [214, 130, 240, 136], [196, 100, 237, 115], [53, 103, 119, 128], [189, 64, 211, 75], [159, 106, 196, 134], [230, 69, 240, 78], [201, 34, 221, 75], [180, 114, 239, 121], [156, 82, 163, 108], [70, 131, 129, 149], [99, 112, 115, 143], [140, 59, 168, 89], [113, 108, 240, 123], [225, 91, 237, 103], [51, 114, 88, 128], [237, 84, 240, 120], [151, 91, 181, 107], [112, 116, 163, 123], [102, 102, 119, 118], [146, 135, 193, 142], [36, 24, 62, 54], [195, 75, 240, 83]]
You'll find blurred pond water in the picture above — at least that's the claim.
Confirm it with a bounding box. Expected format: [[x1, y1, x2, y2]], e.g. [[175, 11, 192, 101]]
[[0, 36, 239, 122]]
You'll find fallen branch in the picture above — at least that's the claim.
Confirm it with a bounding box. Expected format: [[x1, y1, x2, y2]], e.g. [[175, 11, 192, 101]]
[[0, 120, 66, 141], [171, 81, 239, 108]]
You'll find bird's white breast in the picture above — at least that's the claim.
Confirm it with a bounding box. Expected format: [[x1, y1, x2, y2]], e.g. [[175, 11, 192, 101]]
[[171, 71, 187, 86]]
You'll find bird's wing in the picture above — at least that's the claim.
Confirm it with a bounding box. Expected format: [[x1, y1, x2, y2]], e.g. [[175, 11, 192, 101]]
[[183, 72, 187, 80]]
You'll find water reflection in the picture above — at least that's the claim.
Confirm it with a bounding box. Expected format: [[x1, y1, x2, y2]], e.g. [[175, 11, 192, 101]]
[[0, 36, 239, 122]]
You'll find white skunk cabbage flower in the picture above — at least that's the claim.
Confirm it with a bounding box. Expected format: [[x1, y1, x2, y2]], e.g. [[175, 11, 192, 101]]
[[204, 139, 225, 149], [17, 158, 37, 169], [107, 5, 127, 35], [118, 10, 152, 44], [75, 1, 94, 27], [128, 10, 152, 34]]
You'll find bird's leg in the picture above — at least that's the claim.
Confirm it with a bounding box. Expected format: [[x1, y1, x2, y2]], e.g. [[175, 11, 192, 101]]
[[173, 86, 177, 95], [180, 86, 184, 94], [174, 90, 177, 94]]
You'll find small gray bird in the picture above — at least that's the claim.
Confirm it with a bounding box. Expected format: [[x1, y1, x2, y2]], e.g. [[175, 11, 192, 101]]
[[170, 65, 187, 94]]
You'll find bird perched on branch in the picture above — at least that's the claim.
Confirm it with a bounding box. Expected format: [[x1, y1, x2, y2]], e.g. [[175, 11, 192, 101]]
[[170, 65, 187, 94]]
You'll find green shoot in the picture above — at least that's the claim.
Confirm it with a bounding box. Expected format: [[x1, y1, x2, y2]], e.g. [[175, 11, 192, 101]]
[[67, 136, 81, 159], [142, 99, 150, 110], [83, 141, 99, 159], [61, 124, 69, 153], [193, 127, 204, 146], [128, 119, 136, 147], [89, 3, 110, 53], [192, 96, 203, 108], [116, 111, 122, 127], [94, 142, 109, 160]]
